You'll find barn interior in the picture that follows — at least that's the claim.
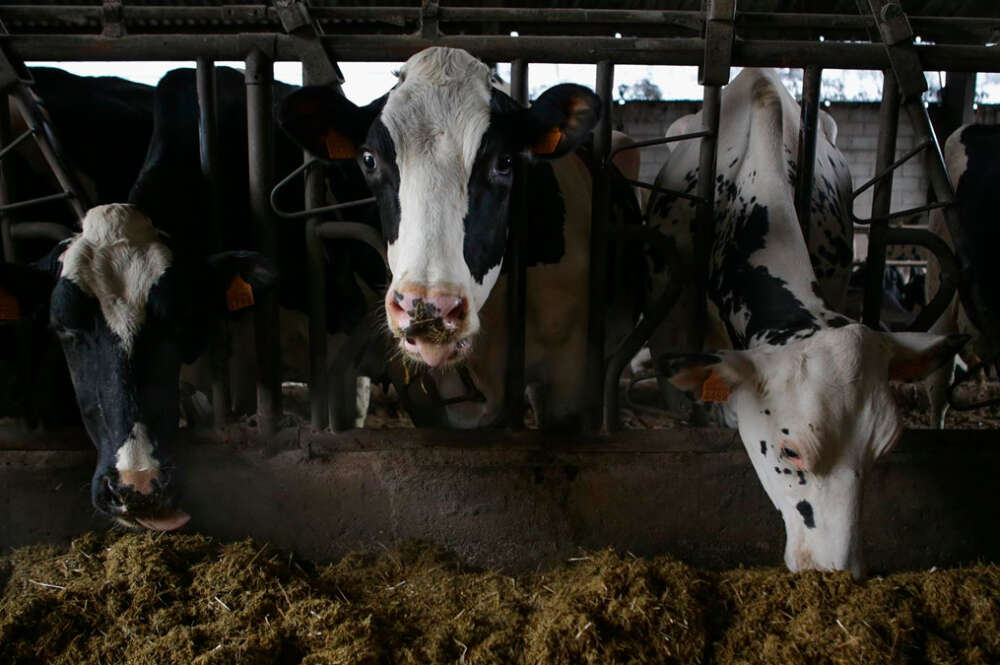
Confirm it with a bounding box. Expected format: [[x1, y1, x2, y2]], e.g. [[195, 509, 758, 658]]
[[0, 0, 998, 582]]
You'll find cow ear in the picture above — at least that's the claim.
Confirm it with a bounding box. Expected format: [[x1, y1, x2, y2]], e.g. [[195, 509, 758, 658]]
[[278, 86, 383, 161], [657, 351, 755, 403], [0, 262, 56, 321], [204, 251, 278, 314], [524, 84, 600, 158], [885, 332, 968, 381]]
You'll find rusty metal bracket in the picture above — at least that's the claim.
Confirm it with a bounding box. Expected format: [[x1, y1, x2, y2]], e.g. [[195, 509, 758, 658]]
[[866, 0, 927, 102], [700, 0, 735, 86], [275, 0, 344, 86], [101, 1, 125, 38]]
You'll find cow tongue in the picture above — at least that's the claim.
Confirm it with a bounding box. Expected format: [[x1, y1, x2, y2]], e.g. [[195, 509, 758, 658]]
[[136, 509, 191, 532], [414, 339, 456, 368]]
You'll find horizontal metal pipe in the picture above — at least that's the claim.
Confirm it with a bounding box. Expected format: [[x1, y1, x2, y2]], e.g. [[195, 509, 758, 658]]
[[9, 221, 73, 243], [314, 221, 388, 270], [0, 191, 73, 213], [5, 34, 1000, 71]]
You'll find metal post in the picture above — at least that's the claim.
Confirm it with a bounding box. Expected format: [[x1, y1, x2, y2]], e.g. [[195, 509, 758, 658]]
[[693, 85, 722, 355], [304, 68, 329, 431], [245, 50, 281, 435], [0, 92, 13, 262], [505, 58, 528, 429], [862, 73, 900, 328], [197, 57, 230, 429], [795, 66, 822, 247], [587, 60, 612, 431]]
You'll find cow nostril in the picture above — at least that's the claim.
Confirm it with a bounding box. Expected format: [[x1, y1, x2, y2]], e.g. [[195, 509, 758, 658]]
[[444, 298, 467, 323]]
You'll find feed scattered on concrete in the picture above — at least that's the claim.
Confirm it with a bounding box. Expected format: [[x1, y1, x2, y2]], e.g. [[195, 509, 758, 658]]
[[1, 532, 997, 665]]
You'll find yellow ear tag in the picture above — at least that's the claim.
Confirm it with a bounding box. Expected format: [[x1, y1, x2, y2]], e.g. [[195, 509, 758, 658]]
[[700, 370, 730, 403], [226, 275, 255, 312], [324, 130, 357, 160], [0, 287, 20, 321], [532, 128, 563, 155]]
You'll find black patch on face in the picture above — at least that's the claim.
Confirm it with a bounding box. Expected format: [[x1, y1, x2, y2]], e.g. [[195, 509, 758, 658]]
[[760, 440, 767, 455], [783, 468, 792, 475], [781, 428, 790, 435], [764, 409, 771, 415], [796, 500, 816, 528], [797, 470, 807, 485], [360, 119, 402, 246], [710, 203, 820, 348], [774, 467, 781, 474]]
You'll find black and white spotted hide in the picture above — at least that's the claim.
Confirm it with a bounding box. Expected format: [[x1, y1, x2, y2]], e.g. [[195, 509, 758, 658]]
[[280, 46, 642, 428], [647, 68, 966, 577], [0, 204, 275, 529]]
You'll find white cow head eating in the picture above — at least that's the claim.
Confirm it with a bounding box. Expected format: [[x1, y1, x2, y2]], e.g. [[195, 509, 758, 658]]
[[279, 47, 600, 368], [662, 324, 966, 578]]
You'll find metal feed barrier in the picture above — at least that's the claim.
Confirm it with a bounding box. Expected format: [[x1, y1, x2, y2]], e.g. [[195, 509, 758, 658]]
[[0, 1, 998, 439]]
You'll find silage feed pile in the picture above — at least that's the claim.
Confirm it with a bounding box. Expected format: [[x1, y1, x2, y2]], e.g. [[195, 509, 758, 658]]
[[1, 533, 998, 665]]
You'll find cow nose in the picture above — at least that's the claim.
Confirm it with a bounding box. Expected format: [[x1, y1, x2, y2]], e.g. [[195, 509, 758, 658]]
[[386, 289, 467, 331]]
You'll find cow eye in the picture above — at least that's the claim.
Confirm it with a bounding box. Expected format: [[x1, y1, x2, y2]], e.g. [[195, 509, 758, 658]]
[[361, 151, 377, 171], [494, 153, 513, 176]]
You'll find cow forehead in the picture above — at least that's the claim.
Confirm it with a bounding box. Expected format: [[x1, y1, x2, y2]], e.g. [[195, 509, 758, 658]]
[[380, 47, 493, 170], [59, 204, 172, 353]]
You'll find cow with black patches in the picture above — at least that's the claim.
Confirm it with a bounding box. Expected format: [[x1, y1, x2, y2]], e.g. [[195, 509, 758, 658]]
[[0, 204, 274, 529], [648, 68, 965, 577], [923, 124, 1000, 428], [280, 47, 642, 428]]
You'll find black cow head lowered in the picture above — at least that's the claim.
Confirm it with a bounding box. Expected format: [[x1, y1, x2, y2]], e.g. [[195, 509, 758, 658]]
[[278, 46, 600, 370], [0, 203, 275, 530]]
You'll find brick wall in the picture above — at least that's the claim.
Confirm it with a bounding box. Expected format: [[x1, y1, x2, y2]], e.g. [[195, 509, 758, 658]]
[[614, 100, 1000, 261]]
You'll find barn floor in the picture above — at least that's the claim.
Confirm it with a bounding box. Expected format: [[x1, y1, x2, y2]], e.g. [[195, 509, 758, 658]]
[[2, 531, 998, 665]]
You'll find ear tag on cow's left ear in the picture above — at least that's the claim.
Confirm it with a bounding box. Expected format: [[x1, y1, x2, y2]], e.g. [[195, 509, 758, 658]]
[[0, 287, 21, 321], [531, 128, 563, 155], [226, 275, 255, 312], [324, 130, 357, 160], [700, 370, 730, 403]]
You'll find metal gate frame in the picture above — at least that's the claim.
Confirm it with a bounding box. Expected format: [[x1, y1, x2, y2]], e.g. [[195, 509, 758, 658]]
[[1, 2, 998, 436]]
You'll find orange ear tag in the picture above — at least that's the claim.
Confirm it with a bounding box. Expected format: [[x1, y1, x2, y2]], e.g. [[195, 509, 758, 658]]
[[226, 275, 255, 312], [532, 128, 562, 155], [0, 287, 20, 321], [700, 370, 730, 403], [324, 131, 357, 160]]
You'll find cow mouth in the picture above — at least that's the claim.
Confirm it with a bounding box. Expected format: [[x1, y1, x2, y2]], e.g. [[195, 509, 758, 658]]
[[398, 317, 470, 368], [401, 335, 471, 368], [115, 508, 191, 532]]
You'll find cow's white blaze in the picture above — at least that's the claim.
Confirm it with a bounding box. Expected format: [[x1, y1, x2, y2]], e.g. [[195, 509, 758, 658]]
[[60, 204, 172, 353], [115, 422, 161, 474], [381, 48, 498, 333]]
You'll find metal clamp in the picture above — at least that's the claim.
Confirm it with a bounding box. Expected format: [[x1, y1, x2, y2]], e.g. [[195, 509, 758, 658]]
[[270, 157, 375, 220]]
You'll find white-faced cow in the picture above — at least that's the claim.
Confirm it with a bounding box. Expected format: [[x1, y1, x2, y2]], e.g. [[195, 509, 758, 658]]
[[279, 46, 643, 429], [923, 124, 1000, 428], [0, 204, 274, 530], [647, 68, 965, 576]]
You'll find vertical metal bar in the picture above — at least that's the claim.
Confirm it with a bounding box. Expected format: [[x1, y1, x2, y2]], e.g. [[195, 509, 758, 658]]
[[0, 92, 14, 262], [197, 57, 230, 429], [693, 84, 721, 354], [862, 72, 900, 328], [795, 66, 822, 247], [587, 60, 613, 431], [303, 67, 329, 431], [505, 58, 528, 429], [245, 49, 281, 435]]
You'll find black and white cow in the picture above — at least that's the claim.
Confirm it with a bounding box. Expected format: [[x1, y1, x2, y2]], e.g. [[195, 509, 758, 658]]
[[924, 124, 1000, 428], [647, 68, 965, 576], [128, 67, 386, 426], [279, 46, 643, 428], [0, 204, 274, 529]]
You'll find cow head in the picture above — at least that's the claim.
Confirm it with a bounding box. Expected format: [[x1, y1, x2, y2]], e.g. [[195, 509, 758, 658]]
[[662, 324, 966, 578], [0, 204, 275, 530], [279, 46, 600, 368]]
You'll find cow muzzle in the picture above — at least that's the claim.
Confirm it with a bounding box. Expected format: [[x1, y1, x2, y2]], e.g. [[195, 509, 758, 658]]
[[386, 287, 472, 368], [94, 469, 190, 532]]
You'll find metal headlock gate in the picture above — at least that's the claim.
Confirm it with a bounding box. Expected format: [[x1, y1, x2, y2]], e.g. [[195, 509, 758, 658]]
[[0, 1, 998, 438]]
